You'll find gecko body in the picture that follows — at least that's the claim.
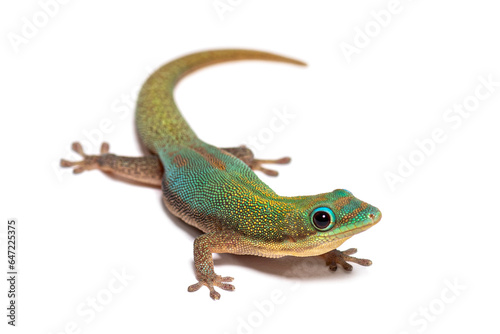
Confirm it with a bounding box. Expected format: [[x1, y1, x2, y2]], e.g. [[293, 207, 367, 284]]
[[62, 49, 381, 300]]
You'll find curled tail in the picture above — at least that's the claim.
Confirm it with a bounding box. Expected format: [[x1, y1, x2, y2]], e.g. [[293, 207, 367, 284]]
[[135, 49, 306, 154]]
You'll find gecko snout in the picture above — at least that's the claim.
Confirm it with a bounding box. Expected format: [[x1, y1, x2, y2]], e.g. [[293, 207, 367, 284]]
[[368, 210, 382, 224]]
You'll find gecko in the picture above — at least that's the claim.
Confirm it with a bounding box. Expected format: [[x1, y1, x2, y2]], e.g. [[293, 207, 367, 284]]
[[61, 49, 382, 300]]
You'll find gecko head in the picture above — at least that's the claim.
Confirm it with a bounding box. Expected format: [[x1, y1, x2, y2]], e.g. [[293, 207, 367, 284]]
[[296, 189, 381, 244]]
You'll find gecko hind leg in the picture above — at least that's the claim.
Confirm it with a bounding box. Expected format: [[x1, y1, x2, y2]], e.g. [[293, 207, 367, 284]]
[[320, 248, 372, 272], [61, 142, 163, 187], [221, 145, 290, 176]]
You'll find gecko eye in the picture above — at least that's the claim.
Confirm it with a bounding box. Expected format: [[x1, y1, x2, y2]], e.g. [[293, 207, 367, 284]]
[[311, 207, 335, 231]]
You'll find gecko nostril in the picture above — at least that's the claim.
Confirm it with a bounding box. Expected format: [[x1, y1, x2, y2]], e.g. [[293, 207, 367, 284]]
[[368, 211, 382, 224]]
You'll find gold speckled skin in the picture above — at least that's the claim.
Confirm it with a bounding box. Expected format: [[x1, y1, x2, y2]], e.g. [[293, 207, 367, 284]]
[[64, 50, 382, 300]]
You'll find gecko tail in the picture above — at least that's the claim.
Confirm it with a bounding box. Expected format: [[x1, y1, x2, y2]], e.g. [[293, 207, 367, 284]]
[[136, 49, 306, 153]]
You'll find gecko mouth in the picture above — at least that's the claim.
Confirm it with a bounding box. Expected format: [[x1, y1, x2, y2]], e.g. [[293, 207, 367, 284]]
[[369, 210, 382, 225]]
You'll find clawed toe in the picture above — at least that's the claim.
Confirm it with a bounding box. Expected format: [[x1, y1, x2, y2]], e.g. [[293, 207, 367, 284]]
[[187, 282, 203, 292], [71, 142, 85, 156], [250, 156, 291, 177], [100, 142, 110, 154]]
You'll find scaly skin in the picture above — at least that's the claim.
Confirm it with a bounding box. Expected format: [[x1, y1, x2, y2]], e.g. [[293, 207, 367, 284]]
[[61, 49, 382, 300]]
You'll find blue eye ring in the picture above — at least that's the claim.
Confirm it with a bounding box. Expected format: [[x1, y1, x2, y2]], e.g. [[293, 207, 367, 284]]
[[311, 207, 335, 231]]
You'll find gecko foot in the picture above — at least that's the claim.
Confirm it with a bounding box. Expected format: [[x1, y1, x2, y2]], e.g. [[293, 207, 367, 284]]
[[60, 142, 110, 174], [187, 274, 235, 300], [321, 248, 372, 272], [248, 157, 291, 177], [222, 145, 291, 176]]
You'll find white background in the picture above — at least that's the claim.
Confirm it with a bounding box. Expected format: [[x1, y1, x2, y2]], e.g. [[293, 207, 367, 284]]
[[1, 1, 500, 333]]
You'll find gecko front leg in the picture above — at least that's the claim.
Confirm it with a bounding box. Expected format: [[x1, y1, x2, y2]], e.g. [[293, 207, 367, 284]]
[[61, 142, 163, 187], [187, 232, 244, 300]]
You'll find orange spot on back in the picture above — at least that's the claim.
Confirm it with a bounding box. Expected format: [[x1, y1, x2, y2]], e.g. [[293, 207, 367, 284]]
[[173, 154, 188, 167], [194, 147, 226, 171]]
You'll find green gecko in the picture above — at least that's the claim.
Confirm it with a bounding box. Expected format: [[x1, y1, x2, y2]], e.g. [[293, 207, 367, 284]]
[[61, 49, 382, 300]]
